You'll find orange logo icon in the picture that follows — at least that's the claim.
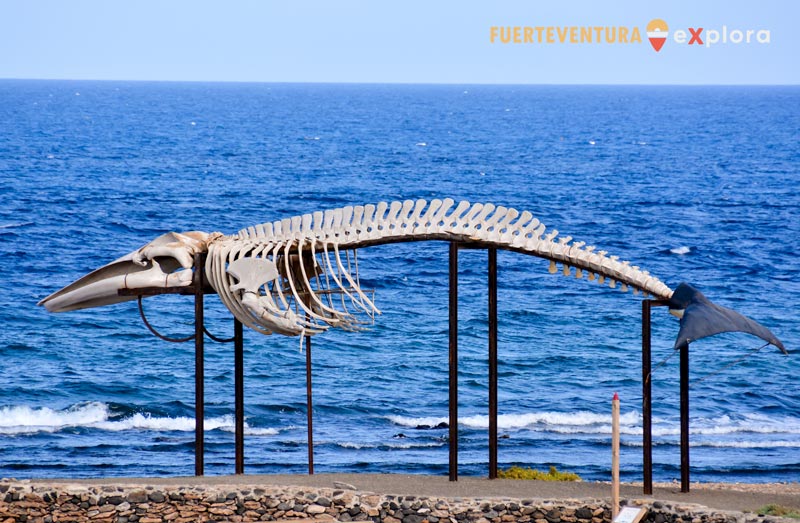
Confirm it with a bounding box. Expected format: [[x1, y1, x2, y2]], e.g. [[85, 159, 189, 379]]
[[646, 19, 669, 52]]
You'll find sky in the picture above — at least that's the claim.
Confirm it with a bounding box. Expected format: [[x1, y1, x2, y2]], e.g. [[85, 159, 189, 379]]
[[1, 0, 797, 85]]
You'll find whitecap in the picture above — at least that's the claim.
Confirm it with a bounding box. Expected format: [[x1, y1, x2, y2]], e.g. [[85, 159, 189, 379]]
[[0, 402, 109, 435], [670, 246, 691, 255], [0, 403, 279, 436], [0, 222, 34, 230], [388, 410, 640, 432]]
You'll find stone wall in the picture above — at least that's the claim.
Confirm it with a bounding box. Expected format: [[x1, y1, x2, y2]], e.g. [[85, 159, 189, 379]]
[[0, 481, 782, 523]]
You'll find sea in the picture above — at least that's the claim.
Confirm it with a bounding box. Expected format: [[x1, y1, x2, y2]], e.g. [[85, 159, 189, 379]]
[[0, 80, 798, 483]]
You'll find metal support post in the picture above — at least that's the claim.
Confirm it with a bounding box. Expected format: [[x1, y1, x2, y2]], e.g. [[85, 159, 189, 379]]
[[680, 342, 690, 492], [234, 318, 244, 474], [193, 253, 205, 476], [449, 242, 459, 481], [642, 299, 653, 495], [306, 334, 314, 475], [488, 248, 498, 479]]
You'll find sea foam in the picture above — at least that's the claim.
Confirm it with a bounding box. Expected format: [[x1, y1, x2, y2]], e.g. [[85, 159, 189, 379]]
[[0, 403, 278, 436]]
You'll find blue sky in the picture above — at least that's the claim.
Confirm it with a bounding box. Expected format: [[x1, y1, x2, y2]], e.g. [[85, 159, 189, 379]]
[[1, 0, 797, 84]]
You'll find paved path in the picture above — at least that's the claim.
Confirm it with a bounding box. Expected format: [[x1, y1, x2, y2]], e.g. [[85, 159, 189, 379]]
[[47, 474, 800, 513]]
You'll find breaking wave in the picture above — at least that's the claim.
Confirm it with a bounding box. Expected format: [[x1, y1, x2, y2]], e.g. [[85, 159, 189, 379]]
[[387, 411, 800, 437], [0, 402, 278, 436]]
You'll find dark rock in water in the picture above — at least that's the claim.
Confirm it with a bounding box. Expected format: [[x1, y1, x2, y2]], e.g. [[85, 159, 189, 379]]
[[414, 424, 431, 430], [393, 433, 407, 439], [435, 422, 449, 429], [499, 434, 510, 439]]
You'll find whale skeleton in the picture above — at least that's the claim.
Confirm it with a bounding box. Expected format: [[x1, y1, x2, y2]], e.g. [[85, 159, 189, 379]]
[[40, 197, 783, 352], [39, 198, 675, 339]]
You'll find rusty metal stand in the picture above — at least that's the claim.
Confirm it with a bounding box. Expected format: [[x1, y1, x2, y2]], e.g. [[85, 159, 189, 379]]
[[641, 299, 670, 495], [488, 248, 498, 479], [449, 241, 459, 481], [680, 341, 690, 492], [306, 334, 314, 475], [193, 253, 205, 476], [119, 252, 241, 478], [234, 318, 245, 474]]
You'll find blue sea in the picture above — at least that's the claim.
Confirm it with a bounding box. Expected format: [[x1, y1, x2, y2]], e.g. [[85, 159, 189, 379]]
[[0, 80, 798, 483]]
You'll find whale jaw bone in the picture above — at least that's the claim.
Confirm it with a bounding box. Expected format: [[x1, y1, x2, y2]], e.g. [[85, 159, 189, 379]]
[[38, 231, 220, 313]]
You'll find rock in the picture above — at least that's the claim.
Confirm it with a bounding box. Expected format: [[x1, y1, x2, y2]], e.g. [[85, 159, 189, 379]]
[[317, 497, 332, 507], [575, 508, 593, 520], [362, 495, 380, 508], [127, 491, 149, 504], [545, 509, 562, 523], [308, 504, 327, 515], [148, 492, 166, 503], [339, 512, 353, 522], [333, 482, 358, 491]]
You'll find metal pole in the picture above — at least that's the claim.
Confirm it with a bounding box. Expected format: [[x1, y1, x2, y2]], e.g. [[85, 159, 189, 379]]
[[680, 341, 690, 493], [488, 248, 498, 479], [449, 241, 458, 481], [234, 318, 244, 474], [306, 334, 314, 475], [193, 253, 205, 476], [642, 300, 653, 495]]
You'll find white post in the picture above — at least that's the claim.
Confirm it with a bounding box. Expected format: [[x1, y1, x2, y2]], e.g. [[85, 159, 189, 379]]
[[612, 392, 620, 518]]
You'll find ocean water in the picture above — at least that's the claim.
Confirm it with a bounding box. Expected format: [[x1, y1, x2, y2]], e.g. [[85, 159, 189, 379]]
[[0, 80, 798, 483]]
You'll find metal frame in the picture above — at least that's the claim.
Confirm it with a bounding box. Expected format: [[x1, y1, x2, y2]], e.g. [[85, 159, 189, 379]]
[[119, 241, 686, 490], [119, 253, 246, 477], [642, 299, 692, 493]]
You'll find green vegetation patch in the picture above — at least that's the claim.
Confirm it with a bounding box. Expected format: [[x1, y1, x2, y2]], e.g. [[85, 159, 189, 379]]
[[757, 504, 800, 519], [498, 465, 582, 481]]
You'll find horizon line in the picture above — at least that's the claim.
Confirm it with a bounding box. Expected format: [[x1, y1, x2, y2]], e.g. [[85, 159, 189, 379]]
[[1, 76, 798, 88]]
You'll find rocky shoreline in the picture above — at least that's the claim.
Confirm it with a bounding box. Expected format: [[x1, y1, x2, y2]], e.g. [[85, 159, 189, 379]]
[[1, 479, 795, 523]]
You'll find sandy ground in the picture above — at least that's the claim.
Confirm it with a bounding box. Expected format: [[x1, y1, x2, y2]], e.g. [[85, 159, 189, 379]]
[[27, 474, 800, 514]]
